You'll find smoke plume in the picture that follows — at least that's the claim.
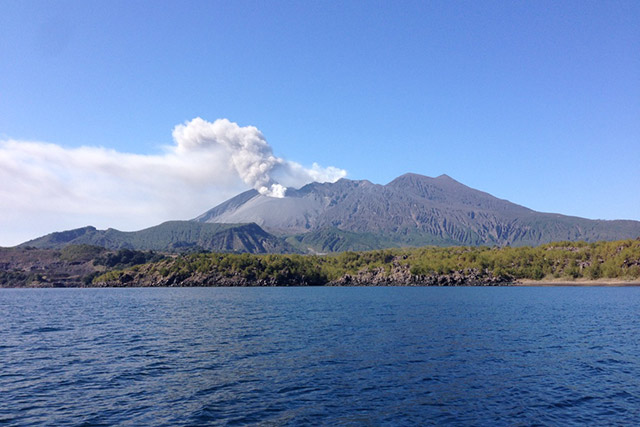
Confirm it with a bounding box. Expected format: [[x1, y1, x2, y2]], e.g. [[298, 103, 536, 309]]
[[172, 118, 289, 197], [0, 118, 347, 245]]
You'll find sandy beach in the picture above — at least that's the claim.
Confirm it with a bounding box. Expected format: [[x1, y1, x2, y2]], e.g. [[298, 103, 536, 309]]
[[515, 279, 640, 287]]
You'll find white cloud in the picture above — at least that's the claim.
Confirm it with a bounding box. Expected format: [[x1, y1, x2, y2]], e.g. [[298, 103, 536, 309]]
[[0, 118, 347, 246]]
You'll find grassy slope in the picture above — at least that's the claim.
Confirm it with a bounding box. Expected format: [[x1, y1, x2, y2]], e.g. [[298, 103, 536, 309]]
[[19, 221, 298, 253]]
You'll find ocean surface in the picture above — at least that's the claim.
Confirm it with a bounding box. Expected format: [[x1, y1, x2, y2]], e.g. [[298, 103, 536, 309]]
[[1, 287, 639, 426]]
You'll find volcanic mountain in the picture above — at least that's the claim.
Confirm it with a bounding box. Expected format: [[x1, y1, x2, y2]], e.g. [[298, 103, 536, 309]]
[[20, 221, 298, 253], [194, 173, 640, 252], [20, 173, 640, 253]]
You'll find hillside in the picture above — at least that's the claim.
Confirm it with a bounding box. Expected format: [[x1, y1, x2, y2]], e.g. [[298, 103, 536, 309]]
[[0, 245, 105, 287], [195, 173, 640, 251], [17, 173, 640, 254], [3, 239, 639, 288], [94, 238, 640, 287], [20, 221, 297, 254]]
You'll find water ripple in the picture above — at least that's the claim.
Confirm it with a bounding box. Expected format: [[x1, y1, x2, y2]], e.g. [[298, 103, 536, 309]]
[[2, 287, 640, 425]]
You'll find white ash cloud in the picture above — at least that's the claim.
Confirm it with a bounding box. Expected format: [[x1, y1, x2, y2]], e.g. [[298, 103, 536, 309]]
[[170, 118, 346, 197], [0, 118, 346, 245], [172, 118, 287, 197]]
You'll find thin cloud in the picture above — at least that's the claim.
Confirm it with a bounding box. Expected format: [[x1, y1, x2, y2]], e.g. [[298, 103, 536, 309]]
[[0, 118, 347, 246]]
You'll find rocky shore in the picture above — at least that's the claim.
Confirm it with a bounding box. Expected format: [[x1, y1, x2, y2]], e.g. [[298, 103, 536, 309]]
[[92, 262, 511, 287], [4, 239, 639, 288], [326, 263, 510, 286]]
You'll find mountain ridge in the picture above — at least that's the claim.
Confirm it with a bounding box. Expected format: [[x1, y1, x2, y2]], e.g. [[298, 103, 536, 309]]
[[19, 221, 298, 253], [16, 173, 640, 253], [195, 172, 640, 251]]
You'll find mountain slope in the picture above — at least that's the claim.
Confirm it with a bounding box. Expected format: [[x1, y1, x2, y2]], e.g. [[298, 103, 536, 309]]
[[20, 221, 298, 253], [194, 173, 640, 251]]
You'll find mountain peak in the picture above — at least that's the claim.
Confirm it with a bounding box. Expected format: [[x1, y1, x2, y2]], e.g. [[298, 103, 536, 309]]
[[436, 173, 455, 181], [388, 172, 459, 184], [387, 172, 442, 186], [20, 172, 640, 254], [389, 172, 428, 181], [192, 172, 640, 250], [335, 177, 374, 186]]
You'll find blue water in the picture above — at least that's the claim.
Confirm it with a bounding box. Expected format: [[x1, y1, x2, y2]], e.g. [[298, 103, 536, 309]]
[[1, 287, 640, 426]]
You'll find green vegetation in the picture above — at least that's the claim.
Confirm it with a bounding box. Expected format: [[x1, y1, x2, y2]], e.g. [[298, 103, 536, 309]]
[[59, 244, 106, 262], [93, 239, 640, 286], [0, 245, 165, 288], [0, 270, 30, 286], [19, 221, 297, 254], [93, 248, 165, 269], [404, 240, 640, 280], [5, 240, 640, 287]]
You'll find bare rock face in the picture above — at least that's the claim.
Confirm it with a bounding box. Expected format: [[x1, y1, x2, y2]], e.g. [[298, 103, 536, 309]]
[[328, 262, 512, 287], [195, 173, 640, 250], [20, 172, 640, 254], [20, 221, 299, 254]]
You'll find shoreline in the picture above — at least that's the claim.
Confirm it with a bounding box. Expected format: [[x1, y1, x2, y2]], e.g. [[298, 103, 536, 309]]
[[514, 279, 640, 287], [4, 280, 640, 289]]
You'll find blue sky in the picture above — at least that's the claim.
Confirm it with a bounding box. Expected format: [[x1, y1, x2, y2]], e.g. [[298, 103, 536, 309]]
[[0, 0, 638, 245]]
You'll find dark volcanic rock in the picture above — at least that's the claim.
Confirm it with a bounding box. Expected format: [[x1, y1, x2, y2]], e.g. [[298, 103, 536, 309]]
[[327, 263, 511, 286], [0, 246, 106, 288], [92, 258, 513, 288]]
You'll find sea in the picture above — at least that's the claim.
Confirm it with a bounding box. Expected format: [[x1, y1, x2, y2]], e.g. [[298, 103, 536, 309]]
[[1, 286, 639, 426]]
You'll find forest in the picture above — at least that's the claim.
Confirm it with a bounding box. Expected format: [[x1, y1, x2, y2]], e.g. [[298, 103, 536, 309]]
[[92, 239, 640, 287]]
